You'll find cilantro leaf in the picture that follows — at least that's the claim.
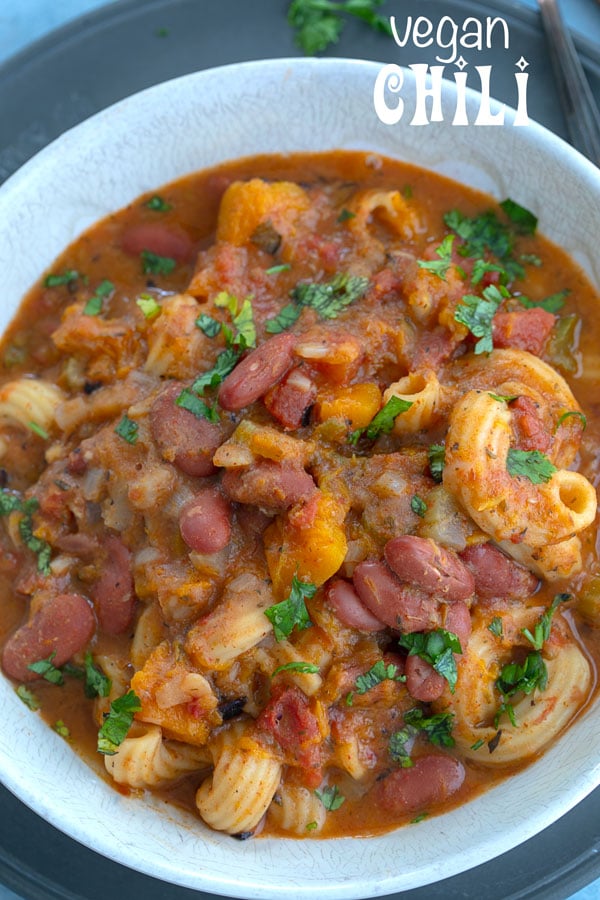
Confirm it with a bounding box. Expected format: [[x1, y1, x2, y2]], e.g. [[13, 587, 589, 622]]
[[411, 495, 427, 518], [0, 490, 25, 516], [214, 292, 256, 349], [44, 270, 80, 288], [265, 304, 303, 334], [403, 707, 455, 748], [16, 685, 40, 710], [517, 289, 569, 314], [398, 629, 462, 692], [428, 444, 445, 482], [136, 294, 161, 319], [140, 250, 176, 276], [97, 690, 141, 755], [18, 514, 52, 575], [500, 198, 538, 235], [495, 651, 548, 726], [175, 388, 220, 422], [349, 395, 412, 444], [191, 348, 240, 395], [354, 659, 405, 695], [556, 410, 587, 431], [272, 661, 320, 676], [27, 652, 64, 685], [53, 720, 70, 738], [444, 209, 513, 261], [83, 279, 114, 316], [264, 574, 316, 641], [454, 284, 505, 354], [265, 263, 292, 275], [506, 448, 557, 484], [389, 728, 414, 767], [488, 617, 503, 638], [292, 273, 369, 319], [114, 414, 138, 444], [83, 652, 112, 699], [289, 0, 392, 55], [489, 392, 519, 403], [314, 784, 345, 811], [196, 313, 222, 338], [337, 208, 355, 223], [470, 259, 506, 285], [521, 593, 570, 651], [417, 235, 455, 281], [145, 195, 171, 212]]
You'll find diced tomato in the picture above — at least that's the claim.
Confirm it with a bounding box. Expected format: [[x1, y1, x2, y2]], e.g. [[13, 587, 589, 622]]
[[510, 395, 552, 452], [256, 684, 322, 779], [264, 367, 317, 430], [412, 327, 456, 369], [492, 307, 555, 356]]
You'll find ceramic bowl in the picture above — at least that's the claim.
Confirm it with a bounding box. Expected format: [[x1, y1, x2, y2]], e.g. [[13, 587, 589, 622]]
[[0, 58, 599, 900]]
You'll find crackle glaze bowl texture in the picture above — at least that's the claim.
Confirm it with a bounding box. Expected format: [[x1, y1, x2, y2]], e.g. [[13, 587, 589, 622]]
[[0, 58, 599, 900]]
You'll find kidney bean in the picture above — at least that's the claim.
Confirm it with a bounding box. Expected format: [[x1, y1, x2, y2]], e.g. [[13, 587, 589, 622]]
[[374, 754, 465, 814], [121, 222, 194, 262], [460, 543, 539, 600], [92, 536, 136, 635], [352, 560, 438, 633], [384, 535, 474, 601], [179, 488, 232, 554], [218, 334, 296, 411], [2, 593, 95, 682], [405, 654, 446, 702], [221, 459, 315, 512], [327, 579, 386, 633], [442, 600, 472, 651], [150, 382, 222, 477]]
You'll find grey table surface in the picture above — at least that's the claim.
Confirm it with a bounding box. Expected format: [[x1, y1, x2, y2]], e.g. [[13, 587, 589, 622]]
[[0, 1, 599, 899]]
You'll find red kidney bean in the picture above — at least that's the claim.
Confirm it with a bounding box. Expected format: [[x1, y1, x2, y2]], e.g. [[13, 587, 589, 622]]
[[92, 536, 136, 635], [405, 654, 446, 702], [384, 535, 474, 601], [179, 488, 232, 554], [442, 600, 472, 651], [2, 593, 95, 682], [221, 460, 315, 512], [327, 579, 386, 633], [218, 334, 296, 411], [459, 543, 539, 600], [352, 560, 438, 633], [150, 382, 222, 477], [121, 223, 194, 262], [374, 754, 465, 814], [263, 367, 317, 430]]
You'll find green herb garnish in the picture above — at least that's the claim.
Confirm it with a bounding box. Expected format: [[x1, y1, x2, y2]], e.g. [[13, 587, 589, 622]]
[[389, 728, 414, 767], [428, 444, 445, 482], [506, 448, 557, 484], [214, 292, 257, 349], [417, 235, 455, 281], [354, 660, 405, 696], [556, 410, 587, 431], [114, 414, 139, 445], [28, 421, 49, 440], [272, 661, 320, 676], [499, 198, 538, 234], [349, 395, 412, 444], [27, 652, 64, 685], [517, 289, 569, 314], [83, 653, 112, 699], [488, 617, 503, 638], [140, 250, 176, 276], [521, 593, 570, 651], [265, 263, 292, 274], [53, 720, 70, 738], [398, 629, 462, 693], [83, 279, 114, 316], [264, 574, 316, 641], [411, 495, 427, 518], [16, 685, 40, 710], [265, 304, 303, 334], [454, 284, 506, 354], [97, 690, 141, 756], [145, 195, 171, 212], [44, 270, 79, 288], [288, 0, 392, 55], [136, 294, 161, 319], [314, 784, 345, 811], [403, 707, 455, 748], [175, 389, 220, 423]]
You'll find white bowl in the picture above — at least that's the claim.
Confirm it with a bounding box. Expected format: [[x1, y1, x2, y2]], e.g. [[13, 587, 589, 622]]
[[0, 58, 599, 900]]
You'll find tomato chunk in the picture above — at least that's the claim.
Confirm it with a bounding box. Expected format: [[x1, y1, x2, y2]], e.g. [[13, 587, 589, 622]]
[[492, 307, 555, 356]]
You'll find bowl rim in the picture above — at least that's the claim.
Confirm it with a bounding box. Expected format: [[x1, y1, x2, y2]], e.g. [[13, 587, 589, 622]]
[[0, 56, 599, 900]]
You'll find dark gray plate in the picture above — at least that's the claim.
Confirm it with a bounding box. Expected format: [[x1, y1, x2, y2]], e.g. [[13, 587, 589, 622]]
[[0, 1, 599, 898]]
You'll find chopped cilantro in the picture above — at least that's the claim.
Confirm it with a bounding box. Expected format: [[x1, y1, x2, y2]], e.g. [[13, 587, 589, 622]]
[[44, 270, 79, 288], [389, 728, 414, 767], [489, 392, 518, 403], [556, 410, 587, 431], [16, 685, 40, 710], [398, 629, 462, 693], [214, 292, 256, 349], [499, 198, 538, 234], [411, 813, 429, 824], [488, 617, 503, 638], [314, 784, 345, 811], [444, 208, 513, 261], [53, 720, 70, 738], [428, 444, 445, 482], [518, 289, 569, 314], [140, 250, 176, 276], [522, 593, 570, 651], [411, 495, 427, 518], [97, 690, 141, 756], [470, 738, 485, 751], [196, 313, 222, 338], [520, 253, 542, 267], [175, 388, 220, 423], [265, 304, 303, 334], [288, 0, 391, 55], [272, 661, 320, 676], [83, 653, 112, 699], [349, 395, 413, 444], [403, 707, 455, 748], [417, 235, 455, 281], [292, 273, 369, 319], [27, 652, 64, 685], [114, 414, 138, 445], [353, 660, 405, 695], [337, 208, 356, 223], [190, 348, 241, 395], [136, 294, 161, 319], [265, 263, 292, 274], [471, 259, 506, 285], [454, 284, 506, 354], [0, 490, 51, 574], [145, 195, 171, 212], [83, 279, 114, 316], [264, 574, 316, 641], [495, 651, 548, 727], [506, 448, 557, 484], [306, 821, 318, 832], [28, 421, 49, 440]]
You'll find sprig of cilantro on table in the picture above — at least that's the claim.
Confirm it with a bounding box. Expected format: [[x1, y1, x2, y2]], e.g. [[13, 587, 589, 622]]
[[288, 0, 392, 55]]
